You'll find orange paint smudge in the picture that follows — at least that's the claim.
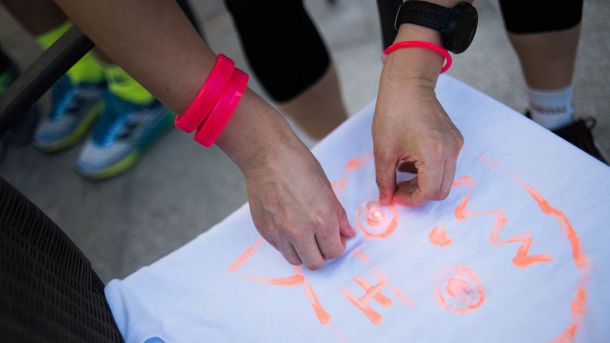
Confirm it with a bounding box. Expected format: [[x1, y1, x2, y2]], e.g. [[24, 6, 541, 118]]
[[523, 184, 588, 269], [247, 273, 304, 286], [435, 265, 485, 314], [454, 188, 552, 268], [551, 286, 588, 342], [429, 226, 452, 247], [478, 154, 498, 169], [228, 237, 264, 272], [571, 287, 587, 316], [246, 267, 331, 325], [355, 275, 392, 307], [352, 247, 369, 263], [346, 158, 363, 171], [452, 175, 476, 187], [552, 324, 580, 343], [345, 154, 372, 171], [341, 271, 391, 325], [355, 203, 399, 239], [391, 288, 415, 309], [342, 288, 383, 325], [304, 281, 331, 325]]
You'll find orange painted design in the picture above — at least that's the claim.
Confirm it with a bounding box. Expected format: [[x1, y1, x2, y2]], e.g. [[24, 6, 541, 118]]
[[304, 280, 332, 325], [245, 267, 331, 325], [346, 158, 363, 171], [355, 275, 392, 307], [228, 238, 264, 272], [355, 202, 400, 239], [453, 181, 553, 268], [571, 288, 587, 316], [551, 286, 589, 343], [246, 273, 304, 286], [551, 324, 580, 343], [352, 247, 369, 263], [429, 226, 452, 247], [345, 154, 373, 171], [391, 288, 415, 308], [452, 175, 476, 187], [522, 184, 588, 269], [435, 265, 485, 314], [493, 164, 591, 342], [341, 270, 391, 325], [331, 154, 373, 198], [478, 154, 498, 169], [342, 249, 414, 323]]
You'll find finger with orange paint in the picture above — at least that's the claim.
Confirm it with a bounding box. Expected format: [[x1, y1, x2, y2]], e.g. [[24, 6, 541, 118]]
[[244, 136, 355, 270]]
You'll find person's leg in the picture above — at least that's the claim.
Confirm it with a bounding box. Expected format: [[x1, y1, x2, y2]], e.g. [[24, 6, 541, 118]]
[[500, 0, 605, 162], [3, 0, 108, 151], [0, 45, 40, 151], [224, 0, 348, 140], [2, 0, 177, 177]]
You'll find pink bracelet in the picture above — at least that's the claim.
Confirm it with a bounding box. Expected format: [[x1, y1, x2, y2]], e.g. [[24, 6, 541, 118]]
[[383, 41, 452, 73], [175, 54, 235, 133], [194, 68, 249, 147]]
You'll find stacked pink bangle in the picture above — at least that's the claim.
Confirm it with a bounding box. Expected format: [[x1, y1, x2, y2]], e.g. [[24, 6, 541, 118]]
[[175, 54, 249, 147]]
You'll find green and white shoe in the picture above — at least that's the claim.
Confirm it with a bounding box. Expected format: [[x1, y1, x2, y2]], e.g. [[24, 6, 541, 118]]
[[75, 92, 173, 180], [33, 76, 105, 152]]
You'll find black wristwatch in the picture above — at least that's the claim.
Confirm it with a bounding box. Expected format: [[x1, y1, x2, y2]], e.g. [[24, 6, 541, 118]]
[[394, 1, 478, 54]]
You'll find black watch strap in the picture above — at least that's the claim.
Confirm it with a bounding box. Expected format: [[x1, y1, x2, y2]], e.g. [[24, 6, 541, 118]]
[[394, 1, 451, 32]]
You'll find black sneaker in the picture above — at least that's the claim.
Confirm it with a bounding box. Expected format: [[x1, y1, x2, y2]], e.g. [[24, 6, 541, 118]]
[[525, 111, 607, 164]]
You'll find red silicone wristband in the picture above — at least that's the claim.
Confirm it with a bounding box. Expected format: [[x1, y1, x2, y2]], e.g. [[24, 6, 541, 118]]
[[383, 41, 452, 73], [175, 54, 235, 133], [195, 68, 249, 147]]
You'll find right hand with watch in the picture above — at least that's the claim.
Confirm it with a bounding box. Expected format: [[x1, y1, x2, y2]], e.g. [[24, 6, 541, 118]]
[[373, 0, 477, 207]]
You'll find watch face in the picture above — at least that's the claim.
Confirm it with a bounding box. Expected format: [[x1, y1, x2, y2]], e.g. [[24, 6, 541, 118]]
[[445, 3, 478, 54]]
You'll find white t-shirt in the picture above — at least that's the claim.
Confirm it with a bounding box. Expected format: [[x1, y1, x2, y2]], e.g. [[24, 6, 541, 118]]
[[105, 76, 610, 343]]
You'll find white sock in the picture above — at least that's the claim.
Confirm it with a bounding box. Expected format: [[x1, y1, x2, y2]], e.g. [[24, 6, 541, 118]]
[[527, 85, 574, 130]]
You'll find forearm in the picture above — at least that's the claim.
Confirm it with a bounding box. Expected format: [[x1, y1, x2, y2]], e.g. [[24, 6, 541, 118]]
[[381, 0, 474, 87], [55, 0, 297, 173]]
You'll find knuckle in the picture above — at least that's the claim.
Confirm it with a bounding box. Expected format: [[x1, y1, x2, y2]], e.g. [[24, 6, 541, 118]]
[[306, 259, 325, 271], [436, 188, 450, 200], [376, 174, 393, 190], [285, 255, 302, 266], [421, 188, 437, 201], [284, 227, 303, 243], [325, 244, 344, 259]]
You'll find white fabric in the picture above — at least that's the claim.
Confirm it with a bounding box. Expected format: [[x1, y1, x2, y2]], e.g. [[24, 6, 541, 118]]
[[105, 76, 610, 343]]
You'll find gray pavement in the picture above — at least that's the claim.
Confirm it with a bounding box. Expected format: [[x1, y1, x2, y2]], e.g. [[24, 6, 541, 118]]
[[1, 0, 608, 282]]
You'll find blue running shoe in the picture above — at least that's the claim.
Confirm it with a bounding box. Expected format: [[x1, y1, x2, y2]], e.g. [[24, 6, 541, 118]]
[[33, 76, 105, 152], [75, 92, 174, 180]]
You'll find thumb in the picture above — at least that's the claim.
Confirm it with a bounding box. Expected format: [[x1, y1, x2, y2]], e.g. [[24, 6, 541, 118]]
[[375, 153, 397, 206], [338, 207, 356, 238]]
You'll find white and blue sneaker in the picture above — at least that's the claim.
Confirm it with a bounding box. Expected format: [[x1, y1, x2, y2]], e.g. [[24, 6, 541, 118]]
[[33, 76, 105, 152], [75, 92, 173, 180]]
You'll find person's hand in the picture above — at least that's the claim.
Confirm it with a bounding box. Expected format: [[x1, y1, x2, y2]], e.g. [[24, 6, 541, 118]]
[[242, 136, 356, 270], [373, 79, 463, 207]]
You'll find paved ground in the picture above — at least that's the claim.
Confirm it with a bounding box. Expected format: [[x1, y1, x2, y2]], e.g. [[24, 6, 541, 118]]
[[1, 0, 608, 282]]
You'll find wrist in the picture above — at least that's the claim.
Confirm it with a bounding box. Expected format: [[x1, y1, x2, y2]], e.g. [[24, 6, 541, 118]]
[[382, 25, 445, 86], [215, 89, 303, 176]]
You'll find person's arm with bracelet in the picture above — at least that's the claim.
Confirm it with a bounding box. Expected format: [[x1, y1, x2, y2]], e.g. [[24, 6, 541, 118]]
[[374, 0, 475, 207], [54, 0, 355, 270]]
